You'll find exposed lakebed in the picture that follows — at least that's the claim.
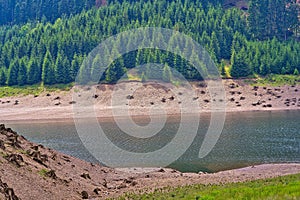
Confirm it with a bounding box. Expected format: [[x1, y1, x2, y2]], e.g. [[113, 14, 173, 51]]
[[6, 110, 300, 173]]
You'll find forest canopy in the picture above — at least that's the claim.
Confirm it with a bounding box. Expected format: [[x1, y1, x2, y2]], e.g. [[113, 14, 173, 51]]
[[0, 0, 299, 86]]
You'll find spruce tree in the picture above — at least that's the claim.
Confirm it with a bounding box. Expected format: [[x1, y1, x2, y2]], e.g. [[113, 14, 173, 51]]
[[42, 50, 55, 85], [230, 48, 252, 78], [0, 69, 7, 86], [7, 60, 19, 86], [17, 58, 27, 86], [27, 59, 41, 84], [162, 64, 172, 82]]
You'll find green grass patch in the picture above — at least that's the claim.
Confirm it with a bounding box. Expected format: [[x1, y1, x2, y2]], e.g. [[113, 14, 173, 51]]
[[116, 173, 300, 200], [0, 151, 8, 158], [126, 73, 141, 81], [0, 83, 73, 98], [246, 74, 300, 86], [38, 169, 49, 177]]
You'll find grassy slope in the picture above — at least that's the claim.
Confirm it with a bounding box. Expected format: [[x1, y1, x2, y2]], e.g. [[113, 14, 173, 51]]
[[0, 75, 299, 98], [245, 74, 300, 86], [0, 83, 73, 98], [116, 173, 300, 200]]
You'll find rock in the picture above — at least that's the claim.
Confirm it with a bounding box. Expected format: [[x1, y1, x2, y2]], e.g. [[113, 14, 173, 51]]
[[0, 140, 5, 150], [80, 173, 91, 179], [93, 188, 101, 195], [6, 154, 24, 167], [198, 82, 207, 88], [0, 178, 20, 200], [157, 168, 165, 172], [7, 135, 21, 148], [81, 191, 89, 199], [253, 86, 259, 91], [229, 83, 236, 89], [124, 177, 134, 184], [0, 124, 6, 131], [102, 179, 107, 188], [51, 153, 57, 160], [45, 170, 57, 179], [117, 183, 127, 189], [131, 181, 138, 186], [161, 98, 166, 103], [31, 145, 39, 151], [169, 96, 175, 101], [53, 96, 60, 100], [28, 150, 48, 167], [126, 95, 134, 100]]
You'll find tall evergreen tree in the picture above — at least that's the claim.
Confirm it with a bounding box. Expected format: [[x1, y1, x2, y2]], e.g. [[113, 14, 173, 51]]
[[42, 50, 55, 85], [7, 60, 19, 86], [162, 64, 172, 82], [0, 68, 6, 86], [27, 58, 41, 84], [230, 48, 252, 78], [17, 58, 27, 86]]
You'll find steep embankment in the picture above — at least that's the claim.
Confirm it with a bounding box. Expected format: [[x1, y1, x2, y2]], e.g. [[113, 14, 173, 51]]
[[0, 80, 299, 121]]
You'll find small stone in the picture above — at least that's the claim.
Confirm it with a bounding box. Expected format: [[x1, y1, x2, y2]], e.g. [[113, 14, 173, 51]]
[[81, 191, 89, 199]]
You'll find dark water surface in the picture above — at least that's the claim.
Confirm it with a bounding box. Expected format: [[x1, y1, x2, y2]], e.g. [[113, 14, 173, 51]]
[[6, 110, 300, 172]]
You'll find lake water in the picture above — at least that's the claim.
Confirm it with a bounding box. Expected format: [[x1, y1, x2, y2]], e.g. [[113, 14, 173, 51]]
[[6, 110, 300, 172]]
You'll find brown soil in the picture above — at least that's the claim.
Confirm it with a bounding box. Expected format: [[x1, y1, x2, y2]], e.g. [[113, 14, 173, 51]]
[[0, 124, 299, 200], [0, 80, 299, 122]]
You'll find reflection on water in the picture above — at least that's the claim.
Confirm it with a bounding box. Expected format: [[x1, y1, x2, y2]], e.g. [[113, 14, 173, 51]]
[[6, 110, 300, 172]]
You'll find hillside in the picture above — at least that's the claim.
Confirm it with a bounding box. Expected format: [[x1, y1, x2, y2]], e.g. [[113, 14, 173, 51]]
[[0, 0, 96, 25], [0, 0, 299, 88]]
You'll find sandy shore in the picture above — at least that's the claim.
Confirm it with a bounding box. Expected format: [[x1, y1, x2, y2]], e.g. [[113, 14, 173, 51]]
[[0, 80, 299, 122]]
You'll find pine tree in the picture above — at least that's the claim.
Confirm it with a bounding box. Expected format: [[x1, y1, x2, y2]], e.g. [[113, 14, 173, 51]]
[[17, 58, 27, 86], [62, 56, 71, 83], [210, 31, 221, 61], [27, 58, 41, 84], [162, 64, 172, 82], [141, 72, 147, 83], [91, 54, 102, 83], [54, 52, 64, 83], [77, 57, 91, 84], [42, 50, 55, 85], [71, 54, 82, 80], [230, 49, 252, 78], [0, 69, 7, 86], [7, 60, 19, 86]]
